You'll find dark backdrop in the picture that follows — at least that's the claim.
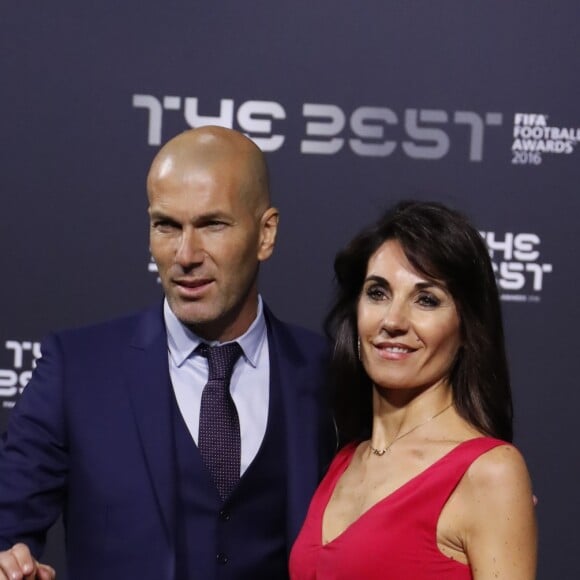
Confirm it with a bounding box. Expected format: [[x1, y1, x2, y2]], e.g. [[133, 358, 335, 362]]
[[1, 2, 578, 578]]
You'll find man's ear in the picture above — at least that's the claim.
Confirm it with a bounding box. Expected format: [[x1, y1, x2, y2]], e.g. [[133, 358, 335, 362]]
[[257, 207, 279, 262]]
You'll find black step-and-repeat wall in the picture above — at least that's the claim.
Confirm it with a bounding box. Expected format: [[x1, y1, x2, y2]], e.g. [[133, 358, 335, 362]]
[[2, 2, 578, 577]]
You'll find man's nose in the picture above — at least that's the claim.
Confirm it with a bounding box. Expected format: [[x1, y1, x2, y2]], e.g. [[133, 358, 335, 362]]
[[175, 229, 204, 268]]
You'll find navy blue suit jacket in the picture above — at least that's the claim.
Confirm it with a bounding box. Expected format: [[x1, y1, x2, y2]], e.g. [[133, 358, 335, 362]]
[[0, 303, 334, 578]]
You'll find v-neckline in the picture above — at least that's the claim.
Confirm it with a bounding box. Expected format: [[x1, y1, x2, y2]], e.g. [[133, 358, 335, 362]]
[[321, 438, 481, 547]]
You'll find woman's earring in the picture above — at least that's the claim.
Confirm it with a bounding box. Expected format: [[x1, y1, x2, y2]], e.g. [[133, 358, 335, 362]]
[[357, 336, 361, 360]]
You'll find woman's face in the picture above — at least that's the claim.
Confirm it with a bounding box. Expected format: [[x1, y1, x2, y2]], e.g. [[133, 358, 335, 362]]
[[357, 239, 461, 393]]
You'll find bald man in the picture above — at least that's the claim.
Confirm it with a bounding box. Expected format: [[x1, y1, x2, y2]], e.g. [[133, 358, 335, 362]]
[[0, 127, 334, 579]]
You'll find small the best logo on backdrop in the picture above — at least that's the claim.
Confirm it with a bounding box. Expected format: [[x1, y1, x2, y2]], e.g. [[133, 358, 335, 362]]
[[512, 113, 580, 165], [0, 340, 41, 409], [480, 231, 552, 303], [149, 255, 161, 283]]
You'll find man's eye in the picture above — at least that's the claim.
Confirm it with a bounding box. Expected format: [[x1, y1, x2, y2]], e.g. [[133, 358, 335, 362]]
[[153, 220, 176, 230], [205, 221, 227, 231]]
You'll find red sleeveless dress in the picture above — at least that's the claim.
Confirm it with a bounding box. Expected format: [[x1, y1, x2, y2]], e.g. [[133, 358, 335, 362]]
[[289, 437, 505, 579]]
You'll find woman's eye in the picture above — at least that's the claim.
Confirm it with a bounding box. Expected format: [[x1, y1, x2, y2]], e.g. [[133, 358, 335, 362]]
[[417, 293, 440, 308], [366, 286, 387, 301]]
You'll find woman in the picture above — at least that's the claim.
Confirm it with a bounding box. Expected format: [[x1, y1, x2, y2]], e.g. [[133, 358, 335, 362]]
[[290, 201, 537, 579]]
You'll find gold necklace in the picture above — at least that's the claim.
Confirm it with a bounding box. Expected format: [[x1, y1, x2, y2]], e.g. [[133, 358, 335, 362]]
[[369, 403, 453, 456]]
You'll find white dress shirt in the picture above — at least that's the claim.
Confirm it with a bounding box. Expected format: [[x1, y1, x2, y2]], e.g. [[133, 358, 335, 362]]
[[164, 297, 270, 475]]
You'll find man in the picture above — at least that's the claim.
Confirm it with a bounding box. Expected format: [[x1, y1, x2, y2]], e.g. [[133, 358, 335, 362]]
[[0, 126, 334, 579]]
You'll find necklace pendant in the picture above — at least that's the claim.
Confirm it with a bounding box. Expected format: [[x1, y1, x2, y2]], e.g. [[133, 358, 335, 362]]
[[368, 402, 453, 459]]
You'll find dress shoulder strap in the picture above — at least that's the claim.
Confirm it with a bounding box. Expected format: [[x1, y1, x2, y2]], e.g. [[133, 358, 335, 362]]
[[423, 437, 509, 515]]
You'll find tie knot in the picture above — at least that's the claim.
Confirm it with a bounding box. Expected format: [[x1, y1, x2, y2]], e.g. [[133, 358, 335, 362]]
[[197, 342, 243, 381]]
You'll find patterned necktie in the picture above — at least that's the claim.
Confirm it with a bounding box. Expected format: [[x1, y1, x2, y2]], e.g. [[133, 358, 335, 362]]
[[197, 342, 243, 500]]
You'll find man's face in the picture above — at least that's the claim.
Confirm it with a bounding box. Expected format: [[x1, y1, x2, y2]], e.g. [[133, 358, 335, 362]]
[[148, 158, 275, 342]]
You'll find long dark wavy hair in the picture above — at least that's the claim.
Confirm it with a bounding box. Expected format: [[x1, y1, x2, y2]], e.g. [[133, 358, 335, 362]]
[[325, 200, 513, 445]]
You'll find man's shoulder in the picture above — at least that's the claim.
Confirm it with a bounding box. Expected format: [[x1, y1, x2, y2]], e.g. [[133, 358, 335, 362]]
[[264, 309, 329, 360], [47, 303, 163, 348], [274, 319, 325, 345]]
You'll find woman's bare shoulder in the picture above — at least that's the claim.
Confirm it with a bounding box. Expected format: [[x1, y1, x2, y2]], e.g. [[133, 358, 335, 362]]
[[464, 443, 531, 495]]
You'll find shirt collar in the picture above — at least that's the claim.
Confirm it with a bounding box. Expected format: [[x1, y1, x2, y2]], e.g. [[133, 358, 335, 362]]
[[164, 296, 267, 368]]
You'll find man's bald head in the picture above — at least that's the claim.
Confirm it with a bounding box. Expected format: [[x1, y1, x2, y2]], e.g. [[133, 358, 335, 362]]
[[146, 126, 279, 341], [147, 126, 270, 216]]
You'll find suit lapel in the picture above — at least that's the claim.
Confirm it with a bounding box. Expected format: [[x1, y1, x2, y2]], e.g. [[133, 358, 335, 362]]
[[123, 305, 177, 549], [265, 310, 322, 544]]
